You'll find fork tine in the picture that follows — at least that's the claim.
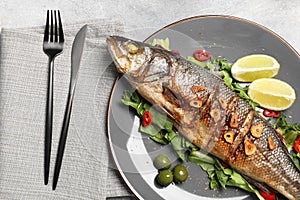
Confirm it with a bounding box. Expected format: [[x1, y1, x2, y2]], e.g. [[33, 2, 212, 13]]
[[44, 10, 49, 42], [54, 10, 58, 42], [58, 10, 64, 43], [50, 10, 53, 42]]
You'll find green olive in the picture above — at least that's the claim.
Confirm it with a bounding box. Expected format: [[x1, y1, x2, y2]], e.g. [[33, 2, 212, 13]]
[[173, 164, 188, 183], [156, 169, 173, 187], [153, 154, 171, 170]]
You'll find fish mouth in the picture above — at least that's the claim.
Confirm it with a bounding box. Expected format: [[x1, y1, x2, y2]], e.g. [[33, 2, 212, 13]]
[[106, 36, 115, 48], [107, 36, 131, 74]]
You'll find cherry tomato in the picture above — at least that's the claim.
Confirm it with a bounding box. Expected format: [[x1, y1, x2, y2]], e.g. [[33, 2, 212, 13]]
[[259, 190, 276, 200], [143, 111, 152, 127], [294, 137, 300, 153], [193, 50, 210, 61]]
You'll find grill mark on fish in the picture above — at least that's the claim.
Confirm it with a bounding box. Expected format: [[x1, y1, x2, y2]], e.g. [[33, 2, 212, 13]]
[[198, 84, 218, 142], [197, 84, 230, 151]]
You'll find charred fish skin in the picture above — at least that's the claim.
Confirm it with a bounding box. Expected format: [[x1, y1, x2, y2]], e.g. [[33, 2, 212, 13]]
[[107, 36, 300, 200]]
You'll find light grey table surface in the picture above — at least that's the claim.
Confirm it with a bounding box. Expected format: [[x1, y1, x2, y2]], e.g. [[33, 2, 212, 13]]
[[0, 0, 300, 52]]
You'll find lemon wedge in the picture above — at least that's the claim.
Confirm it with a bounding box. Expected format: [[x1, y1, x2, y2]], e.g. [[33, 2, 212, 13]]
[[248, 78, 296, 111], [231, 54, 280, 82]]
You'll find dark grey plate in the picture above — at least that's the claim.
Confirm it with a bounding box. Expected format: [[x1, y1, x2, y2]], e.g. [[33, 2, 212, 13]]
[[107, 15, 300, 200]]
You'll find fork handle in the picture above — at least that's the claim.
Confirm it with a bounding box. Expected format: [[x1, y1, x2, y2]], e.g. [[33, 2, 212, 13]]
[[44, 59, 54, 185]]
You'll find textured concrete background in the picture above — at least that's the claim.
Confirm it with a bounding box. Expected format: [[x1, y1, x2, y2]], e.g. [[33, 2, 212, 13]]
[[0, 0, 300, 52]]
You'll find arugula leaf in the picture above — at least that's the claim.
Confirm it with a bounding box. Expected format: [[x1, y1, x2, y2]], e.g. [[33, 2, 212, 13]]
[[231, 83, 260, 109], [214, 57, 232, 71], [210, 178, 219, 190], [188, 150, 216, 165], [273, 114, 300, 168], [149, 38, 171, 51], [121, 90, 141, 110], [222, 70, 233, 88], [215, 170, 229, 189], [187, 56, 207, 67], [292, 153, 300, 170], [274, 114, 300, 151]]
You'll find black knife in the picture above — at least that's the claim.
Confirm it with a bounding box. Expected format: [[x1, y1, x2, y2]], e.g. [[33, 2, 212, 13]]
[[52, 24, 88, 190]]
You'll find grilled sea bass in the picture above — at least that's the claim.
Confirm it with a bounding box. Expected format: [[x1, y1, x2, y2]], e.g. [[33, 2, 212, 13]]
[[107, 36, 300, 200]]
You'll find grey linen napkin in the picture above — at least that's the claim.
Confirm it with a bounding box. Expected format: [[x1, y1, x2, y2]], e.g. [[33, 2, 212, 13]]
[[0, 19, 132, 199]]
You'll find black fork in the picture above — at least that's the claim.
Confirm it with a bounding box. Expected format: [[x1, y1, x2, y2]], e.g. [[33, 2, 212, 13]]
[[43, 10, 64, 185]]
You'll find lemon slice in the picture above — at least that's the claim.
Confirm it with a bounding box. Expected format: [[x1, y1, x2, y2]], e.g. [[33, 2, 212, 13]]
[[248, 78, 296, 111], [231, 54, 280, 82]]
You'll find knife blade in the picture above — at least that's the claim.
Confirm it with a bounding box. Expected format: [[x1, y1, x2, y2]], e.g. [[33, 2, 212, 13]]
[[52, 24, 88, 190]]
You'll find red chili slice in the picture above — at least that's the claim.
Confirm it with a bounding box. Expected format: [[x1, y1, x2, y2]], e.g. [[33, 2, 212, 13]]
[[263, 109, 275, 117], [259, 190, 276, 200], [273, 111, 281, 118], [221, 161, 229, 167], [143, 111, 152, 127], [193, 50, 211, 61], [263, 109, 281, 118], [294, 137, 300, 153], [171, 50, 180, 55]]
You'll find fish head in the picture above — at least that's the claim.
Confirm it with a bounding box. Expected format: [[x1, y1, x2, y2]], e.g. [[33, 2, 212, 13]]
[[107, 36, 151, 74]]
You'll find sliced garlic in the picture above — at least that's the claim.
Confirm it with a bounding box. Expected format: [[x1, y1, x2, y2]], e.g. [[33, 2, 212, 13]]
[[250, 123, 264, 138], [244, 138, 256, 156], [190, 100, 202, 108], [210, 108, 221, 122], [268, 136, 277, 150], [224, 131, 235, 144]]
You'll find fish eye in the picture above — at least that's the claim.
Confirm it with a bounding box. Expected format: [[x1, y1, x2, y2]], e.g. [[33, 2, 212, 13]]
[[126, 42, 139, 54]]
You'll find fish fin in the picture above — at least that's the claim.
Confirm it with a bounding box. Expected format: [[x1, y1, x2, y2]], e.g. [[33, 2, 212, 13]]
[[162, 83, 183, 107], [200, 83, 219, 117]]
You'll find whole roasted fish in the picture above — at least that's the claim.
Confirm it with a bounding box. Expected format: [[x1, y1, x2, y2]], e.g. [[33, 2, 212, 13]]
[[107, 36, 300, 200]]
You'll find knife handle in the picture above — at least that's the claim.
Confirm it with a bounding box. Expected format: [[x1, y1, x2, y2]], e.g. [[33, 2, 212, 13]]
[[44, 59, 54, 185], [52, 87, 75, 190]]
